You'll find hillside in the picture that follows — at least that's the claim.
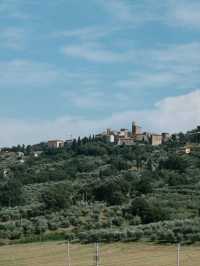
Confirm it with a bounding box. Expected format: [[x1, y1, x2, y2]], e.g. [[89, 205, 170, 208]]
[[1, 137, 200, 244]]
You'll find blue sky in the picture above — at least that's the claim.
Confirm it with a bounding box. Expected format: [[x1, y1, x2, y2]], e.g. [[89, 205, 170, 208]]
[[1, 0, 200, 146]]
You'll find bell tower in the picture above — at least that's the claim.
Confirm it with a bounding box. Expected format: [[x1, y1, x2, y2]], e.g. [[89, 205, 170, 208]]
[[132, 121, 141, 137]]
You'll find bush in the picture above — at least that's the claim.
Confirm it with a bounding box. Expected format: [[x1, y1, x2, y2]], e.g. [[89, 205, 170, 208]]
[[41, 183, 72, 210], [34, 217, 48, 234]]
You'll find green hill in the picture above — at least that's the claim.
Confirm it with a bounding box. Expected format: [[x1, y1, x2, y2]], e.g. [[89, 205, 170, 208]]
[[1, 136, 200, 244]]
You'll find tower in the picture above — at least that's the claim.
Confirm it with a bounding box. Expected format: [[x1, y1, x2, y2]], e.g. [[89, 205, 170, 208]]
[[132, 121, 141, 137]]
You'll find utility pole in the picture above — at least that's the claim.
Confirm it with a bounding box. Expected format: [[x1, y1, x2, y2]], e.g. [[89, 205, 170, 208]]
[[67, 241, 71, 266], [177, 243, 180, 266], [95, 242, 100, 266]]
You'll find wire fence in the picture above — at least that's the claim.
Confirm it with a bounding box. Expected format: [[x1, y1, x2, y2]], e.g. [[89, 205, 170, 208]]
[[0, 242, 200, 266]]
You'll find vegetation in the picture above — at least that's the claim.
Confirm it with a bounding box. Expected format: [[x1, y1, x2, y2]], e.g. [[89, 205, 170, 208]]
[[1, 132, 200, 244]]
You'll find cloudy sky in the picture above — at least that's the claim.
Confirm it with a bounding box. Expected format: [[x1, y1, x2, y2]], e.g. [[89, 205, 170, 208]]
[[1, 0, 200, 146]]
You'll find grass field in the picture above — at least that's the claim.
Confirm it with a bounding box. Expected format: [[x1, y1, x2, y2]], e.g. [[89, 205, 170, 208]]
[[0, 241, 200, 266]]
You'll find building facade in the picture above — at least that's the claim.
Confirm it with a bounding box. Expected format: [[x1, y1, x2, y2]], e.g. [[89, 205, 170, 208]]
[[48, 140, 64, 149], [118, 137, 135, 146], [132, 121, 142, 138], [96, 121, 170, 146], [151, 134, 162, 146]]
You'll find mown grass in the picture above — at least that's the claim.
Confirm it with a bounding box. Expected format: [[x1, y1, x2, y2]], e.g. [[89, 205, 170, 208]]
[[0, 242, 200, 266]]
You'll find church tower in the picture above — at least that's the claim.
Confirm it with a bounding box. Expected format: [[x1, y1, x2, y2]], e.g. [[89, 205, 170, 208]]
[[132, 121, 141, 137]]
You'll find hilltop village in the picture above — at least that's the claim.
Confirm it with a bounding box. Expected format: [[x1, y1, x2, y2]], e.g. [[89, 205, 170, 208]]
[[46, 121, 170, 149], [96, 121, 170, 146], [1, 122, 200, 153], [45, 122, 200, 149]]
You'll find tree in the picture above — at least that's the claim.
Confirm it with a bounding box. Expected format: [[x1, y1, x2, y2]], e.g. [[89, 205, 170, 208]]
[[34, 216, 48, 234], [41, 183, 72, 210], [159, 155, 188, 173], [93, 178, 129, 205], [136, 173, 153, 194], [0, 177, 22, 207], [26, 145, 32, 155], [129, 197, 168, 224]]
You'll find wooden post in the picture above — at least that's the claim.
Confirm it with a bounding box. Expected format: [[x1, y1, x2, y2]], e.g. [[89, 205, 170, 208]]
[[177, 243, 180, 266], [67, 241, 71, 266], [95, 242, 100, 266]]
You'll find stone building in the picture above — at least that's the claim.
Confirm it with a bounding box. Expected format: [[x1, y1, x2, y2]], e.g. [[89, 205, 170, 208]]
[[106, 134, 115, 143], [48, 140, 64, 149], [132, 121, 142, 138], [119, 128, 129, 138], [135, 132, 151, 143], [150, 134, 162, 146], [96, 121, 170, 146], [118, 137, 135, 146]]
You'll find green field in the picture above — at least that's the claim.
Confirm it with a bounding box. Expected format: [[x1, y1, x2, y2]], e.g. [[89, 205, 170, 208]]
[[0, 242, 200, 266]]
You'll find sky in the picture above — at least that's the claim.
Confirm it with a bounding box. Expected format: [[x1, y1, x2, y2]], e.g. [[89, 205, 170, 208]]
[[1, 0, 200, 146]]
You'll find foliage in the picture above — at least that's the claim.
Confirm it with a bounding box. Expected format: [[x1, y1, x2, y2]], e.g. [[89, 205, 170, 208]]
[[1, 136, 200, 244]]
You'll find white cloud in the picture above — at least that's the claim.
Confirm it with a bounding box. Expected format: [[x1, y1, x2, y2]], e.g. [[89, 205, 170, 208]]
[[117, 72, 182, 90], [98, 0, 168, 25], [105, 90, 200, 133], [98, 0, 200, 29], [0, 59, 107, 92], [153, 42, 200, 66], [170, 1, 200, 28], [0, 90, 200, 146], [0, 60, 71, 88], [55, 26, 113, 41], [64, 90, 106, 109], [116, 42, 200, 90], [146, 90, 200, 132], [63, 86, 139, 111], [62, 43, 128, 63]]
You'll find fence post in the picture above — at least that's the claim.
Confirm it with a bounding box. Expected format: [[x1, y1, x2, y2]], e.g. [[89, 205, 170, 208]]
[[177, 243, 180, 266], [67, 241, 71, 266], [95, 242, 100, 266]]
